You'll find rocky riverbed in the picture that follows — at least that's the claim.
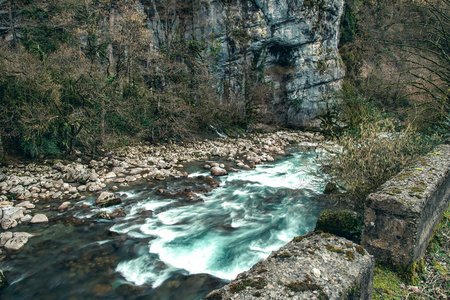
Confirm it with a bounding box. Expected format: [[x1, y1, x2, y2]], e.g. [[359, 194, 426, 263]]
[[0, 130, 319, 283]]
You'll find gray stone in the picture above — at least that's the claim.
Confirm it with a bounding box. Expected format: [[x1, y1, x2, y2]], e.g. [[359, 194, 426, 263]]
[[4, 236, 28, 251], [1, 218, 17, 230], [0, 232, 13, 247], [96, 192, 122, 207], [20, 214, 32, 223], [210, 167, 228, 176], [206, 232, 374, 300], [30, 213, 48, 223], [15, 201, 35, 209], [58, 201, 71, 212], [362, 145, 450, 266]]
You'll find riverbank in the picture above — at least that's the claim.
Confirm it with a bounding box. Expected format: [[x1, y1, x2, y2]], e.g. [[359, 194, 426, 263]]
[[0, 130, 320, 284]]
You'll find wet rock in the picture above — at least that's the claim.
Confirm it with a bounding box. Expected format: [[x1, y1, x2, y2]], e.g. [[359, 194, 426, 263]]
[[93, 211, 112, 220], [20, 214, 32, 223], [30, 213, 48, 223], [58, 201, 71, 212], [1, 218, 17, 230], [0, 232, 12, 247], [110, 208, 126, 219], [0, 269, 7, 290], [210, 167, 228, 176], [16, 201, 35, 209], [96, 192, 122, 207], [4, 235, 28, 251]]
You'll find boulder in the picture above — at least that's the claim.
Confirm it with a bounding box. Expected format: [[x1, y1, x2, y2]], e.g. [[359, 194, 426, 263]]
[[210, 167, 228, 176], [58, 201, 71, 212], [4, 235, 28, 251], [30, 213, 48, 223], [1, 218, 17, 230], [95, 192, 122, 207], [0, 232, 12, 247]]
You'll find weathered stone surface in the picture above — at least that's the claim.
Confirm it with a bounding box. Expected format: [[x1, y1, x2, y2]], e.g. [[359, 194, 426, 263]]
[[206, 232, 374, 300], [1, 218, 17, 230], [143, 0, 344, 127], [4, 236, 28, 251], [96, 192, 122, 207], [0, 232, 13, 247], [58, 201, 71, 212], [362, 144, 450, 266], [210, 167, 228, 176], [30, 213, 48, 223]]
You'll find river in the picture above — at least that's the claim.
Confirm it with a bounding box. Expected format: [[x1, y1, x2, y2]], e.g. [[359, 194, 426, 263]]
[[0, 145, 330, 299]]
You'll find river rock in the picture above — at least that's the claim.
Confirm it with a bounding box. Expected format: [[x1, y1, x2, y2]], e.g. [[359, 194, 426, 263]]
[[1, 218, 17, 230], [16, 201, 35, 209], [4, 235, 28, 251], [104, 172, 117, 179], [30, 213, 48, 223], [20, 214, 32, 222], [210, 167, 228, 176], [96, 192, 122, 207], [0, 232, 12, 247], [0, 269, 7, 290], [58, 201, 71, 212]]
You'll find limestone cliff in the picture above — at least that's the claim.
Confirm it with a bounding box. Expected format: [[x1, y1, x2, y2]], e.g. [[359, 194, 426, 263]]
[[147, 0, 345, 127]]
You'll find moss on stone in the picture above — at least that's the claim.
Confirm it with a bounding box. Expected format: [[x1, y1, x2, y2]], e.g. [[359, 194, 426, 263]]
[[275, 251, 292, 258], [345, 250, 355, 260], [355, 245, 366, 256], [326, 244, 344, 254], [285, 281, 323, 292], [229, 277, 267, 294], [315, 209, 363, 242]]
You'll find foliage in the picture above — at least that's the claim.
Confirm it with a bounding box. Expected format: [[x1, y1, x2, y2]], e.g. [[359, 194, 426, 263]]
[[319, 118, 440, 207], [0, 0, 267, 159]]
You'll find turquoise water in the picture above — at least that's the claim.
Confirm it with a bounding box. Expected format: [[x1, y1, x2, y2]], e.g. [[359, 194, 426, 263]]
[[0, 148, 329, 299]]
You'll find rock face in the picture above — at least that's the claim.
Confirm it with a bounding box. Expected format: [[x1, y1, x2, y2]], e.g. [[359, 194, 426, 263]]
[[206, 232, 374, 300], [146, 0, 345, 127]]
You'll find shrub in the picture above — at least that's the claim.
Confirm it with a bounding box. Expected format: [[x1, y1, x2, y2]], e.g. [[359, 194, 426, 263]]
[[319, 118, 440, 208]]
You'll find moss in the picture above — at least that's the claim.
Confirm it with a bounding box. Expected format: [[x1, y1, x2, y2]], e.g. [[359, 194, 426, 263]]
[[321, 232, 333, 238], [285, 281, 323, 292], [315, 209, 363, 242], [346, 250, 355, 260], [407, 186, 424, 193], [293, 231, 316, 242], [355, 245, 366, 256], [391, 258, 425, 285], [229, 277, 267, 294], [387, 188, 402, 195], [205, 291, 222, 300], [396, 172, 414, 180], [432, 261, 449, 277], [372, 265, 410, 299], [275, 251, 292, 258], [326, 244, 344, 254]]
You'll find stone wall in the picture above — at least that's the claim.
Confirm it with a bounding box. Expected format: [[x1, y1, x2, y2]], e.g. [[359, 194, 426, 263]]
[[361, 144, 450, 266], [205, 232, 374, 300]]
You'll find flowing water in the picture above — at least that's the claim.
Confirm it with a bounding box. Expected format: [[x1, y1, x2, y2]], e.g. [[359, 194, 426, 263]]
[[0, 146, 331, 299]]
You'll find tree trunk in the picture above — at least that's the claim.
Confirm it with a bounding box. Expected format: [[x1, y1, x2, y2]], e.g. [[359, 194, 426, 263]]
[[100, 99, 105, 146], [0, 134, 4, 159], [8, 0, 17, 47]]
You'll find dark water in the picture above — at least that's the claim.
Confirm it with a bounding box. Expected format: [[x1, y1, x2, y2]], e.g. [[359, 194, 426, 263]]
[[0, 147, 330, 299]]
